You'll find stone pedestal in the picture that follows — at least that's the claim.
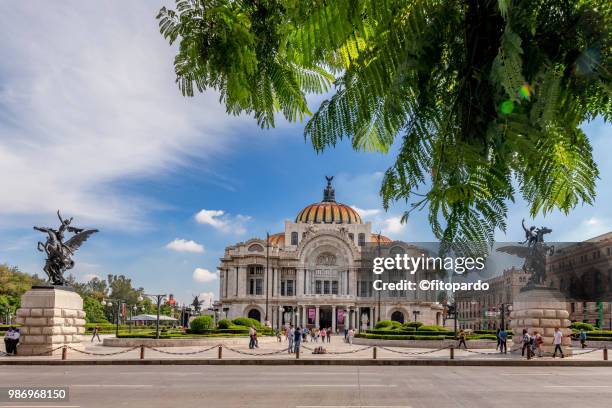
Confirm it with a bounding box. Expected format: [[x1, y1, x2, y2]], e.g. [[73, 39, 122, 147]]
[[509, 286, 572, 355], [15, 287, 86, 356]]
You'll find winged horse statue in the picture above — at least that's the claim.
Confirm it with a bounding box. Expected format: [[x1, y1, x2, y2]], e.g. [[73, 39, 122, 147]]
[[34, 211, 98, 286]]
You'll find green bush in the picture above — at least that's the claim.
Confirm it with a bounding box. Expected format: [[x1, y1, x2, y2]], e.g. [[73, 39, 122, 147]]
[[402, 321, 423, 329], [417, 325, 450, 332], [374, 320, 393, 329], [357, 333, 450, 341], [190, 316, 214, 333], [217, 319, 232, 329], [232, 317, 261, 328], [571, 322, 595, 331], [467, 334, 497, 340]]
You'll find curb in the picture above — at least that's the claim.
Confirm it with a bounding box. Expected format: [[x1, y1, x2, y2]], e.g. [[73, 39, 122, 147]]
[[1, 358, 612, 366]]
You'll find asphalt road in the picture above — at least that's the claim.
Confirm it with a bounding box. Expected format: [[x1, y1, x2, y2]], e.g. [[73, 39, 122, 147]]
[[1, 365, 612, 408]]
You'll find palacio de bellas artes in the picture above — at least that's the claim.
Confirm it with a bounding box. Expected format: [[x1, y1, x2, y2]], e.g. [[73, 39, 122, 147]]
[[217, 177, 444, 331]]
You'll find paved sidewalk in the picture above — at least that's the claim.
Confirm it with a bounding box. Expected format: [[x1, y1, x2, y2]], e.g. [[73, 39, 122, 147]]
[[1, 334, 609, 362]]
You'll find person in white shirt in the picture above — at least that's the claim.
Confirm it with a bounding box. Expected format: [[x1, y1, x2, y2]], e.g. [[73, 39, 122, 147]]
[[3, 327, 13, 355], [552, 327, 564, 358], [347, 328, 355, 345]]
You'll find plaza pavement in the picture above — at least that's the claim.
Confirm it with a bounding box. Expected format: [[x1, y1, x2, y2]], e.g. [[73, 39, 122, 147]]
[[1, 365, 612, 408], [1, 334, 609, 363]]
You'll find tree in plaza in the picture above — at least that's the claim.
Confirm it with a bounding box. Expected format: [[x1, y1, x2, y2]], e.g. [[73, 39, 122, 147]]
[[157, 0, 611, 247], [0, 264, 45, 321]]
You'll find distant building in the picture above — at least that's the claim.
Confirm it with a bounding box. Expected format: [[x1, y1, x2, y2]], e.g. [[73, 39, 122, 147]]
[[547, 232, 612, 328], [217, 178, 443, 331], [455, 267, 531, 330]]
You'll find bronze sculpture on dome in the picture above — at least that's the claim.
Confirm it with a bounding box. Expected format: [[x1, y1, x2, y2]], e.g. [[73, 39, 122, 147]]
[[33, 211, 98, 286]]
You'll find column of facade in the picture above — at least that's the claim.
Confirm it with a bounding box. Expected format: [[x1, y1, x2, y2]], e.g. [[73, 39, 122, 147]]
[[315, 306, 320, 328], [369, 308, 374, 329], [356, 307, 360, 332], [331, 306, 336, 332], [301, 306, 307, 327]]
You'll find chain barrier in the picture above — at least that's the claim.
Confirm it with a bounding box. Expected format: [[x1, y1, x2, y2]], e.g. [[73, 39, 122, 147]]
[[378, 345, 449, 356], [0, 345, 65, 357], [223, 345, 288, 356], [145, 344, 220, 356], [300, 344, 373, 355], [66, 345, 140, 356]]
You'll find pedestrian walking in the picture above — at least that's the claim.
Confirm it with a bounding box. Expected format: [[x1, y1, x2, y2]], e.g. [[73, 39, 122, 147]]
[[288, 326, 295, 353], [91, 326, 101, 342], [248, 326, 256, 349], [552, 327, 564, 358], [348, 328, 354, 345], [521, 329, 532, 358], [498, 327, 507, 354], [457, 329, 467, 349], [533, 331, 543, 357], [321, 328, 326, 343], [579, 329, 587, 349], [327, 327, 332, 343], [294, 327, 302, 354]]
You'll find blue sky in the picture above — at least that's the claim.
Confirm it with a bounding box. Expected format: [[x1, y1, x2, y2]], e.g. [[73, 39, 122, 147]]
[[1, 1, 610, 306]]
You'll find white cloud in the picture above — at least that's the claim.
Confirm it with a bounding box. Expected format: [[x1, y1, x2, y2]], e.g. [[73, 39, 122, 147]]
[[192, 268, 218, 283], [195, 209, 251, 235], [380, 216, 407, 235], [197, 291, 215, 308], [0, 1, 250, 229], [350, 205, 381, 218], [165, 238, 204, 254], [81, 273, 101, 282]]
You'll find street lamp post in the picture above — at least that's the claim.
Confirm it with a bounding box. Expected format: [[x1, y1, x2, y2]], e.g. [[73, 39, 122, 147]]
[[265, 232, 270, 325], [141, 294, 167, 339], [413, 310, 420, 322], [101, 299, 125, 338]]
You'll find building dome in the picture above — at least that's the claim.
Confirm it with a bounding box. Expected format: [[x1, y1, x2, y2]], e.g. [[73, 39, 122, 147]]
[[295, 177, 362, 224]]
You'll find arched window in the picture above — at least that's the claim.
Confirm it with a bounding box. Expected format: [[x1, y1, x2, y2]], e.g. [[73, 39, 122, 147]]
[[358, 233, 365, 247], [391, 311, 405, 323], [247, 309, 261, 322], [291, 231, 298, 245]]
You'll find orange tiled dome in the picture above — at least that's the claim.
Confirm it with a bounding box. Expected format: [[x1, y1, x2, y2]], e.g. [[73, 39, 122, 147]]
[[295, 177, 363, 224], [295, 202, 362, 224], [268, 232, 285, 246], [370, 234, 392, 244]]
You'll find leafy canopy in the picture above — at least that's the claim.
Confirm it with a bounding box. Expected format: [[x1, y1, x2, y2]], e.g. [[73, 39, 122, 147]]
[[158, 0, 611, 247]]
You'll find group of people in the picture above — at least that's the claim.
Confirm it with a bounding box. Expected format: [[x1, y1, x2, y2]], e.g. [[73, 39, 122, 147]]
[[3, 327, 20, 355], [285, 326, 303, 354], [516, 327, 568, 358]]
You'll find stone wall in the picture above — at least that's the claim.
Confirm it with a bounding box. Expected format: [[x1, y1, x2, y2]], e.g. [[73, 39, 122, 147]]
[[15, 288, 86, 356]]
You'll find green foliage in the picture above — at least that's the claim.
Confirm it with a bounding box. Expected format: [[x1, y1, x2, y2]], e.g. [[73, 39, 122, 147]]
[[374, 319, 402, 329], [0, 264, 46, 321], [571, 322, 596, 331], [83, 296, 108, 323], [158, 0, 611, 247], [417, 325, 450, 332], [357, 333, 451, 341], [190, 316, 215, 333], [232, 317, 261, 328], [217, 319, 232, 329], [402, 321, 423, 329]]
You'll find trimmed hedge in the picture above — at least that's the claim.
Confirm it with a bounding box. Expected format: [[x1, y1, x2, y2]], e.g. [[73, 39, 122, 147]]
[[417, 325, 450, 332], [190, 316, 214, 333], [217, 319, 232, 329], [232, 317, 262, 328], [366, 329, 456, 336], [357, 333, 451, 340], [571, 322, 596, 331]]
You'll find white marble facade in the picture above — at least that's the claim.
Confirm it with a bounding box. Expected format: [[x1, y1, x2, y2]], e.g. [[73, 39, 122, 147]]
[[217, 179, 443, 331]]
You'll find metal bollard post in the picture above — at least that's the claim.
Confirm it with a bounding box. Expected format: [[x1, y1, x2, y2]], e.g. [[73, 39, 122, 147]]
[[140, 345, 145, 360], [604, 347, 608, 361], [61, 346, 67, 360], [373, 346, 377, 359], [450, 346, 454, 360], [296, 347, 300, 359], [218, 345, 223, 359]]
